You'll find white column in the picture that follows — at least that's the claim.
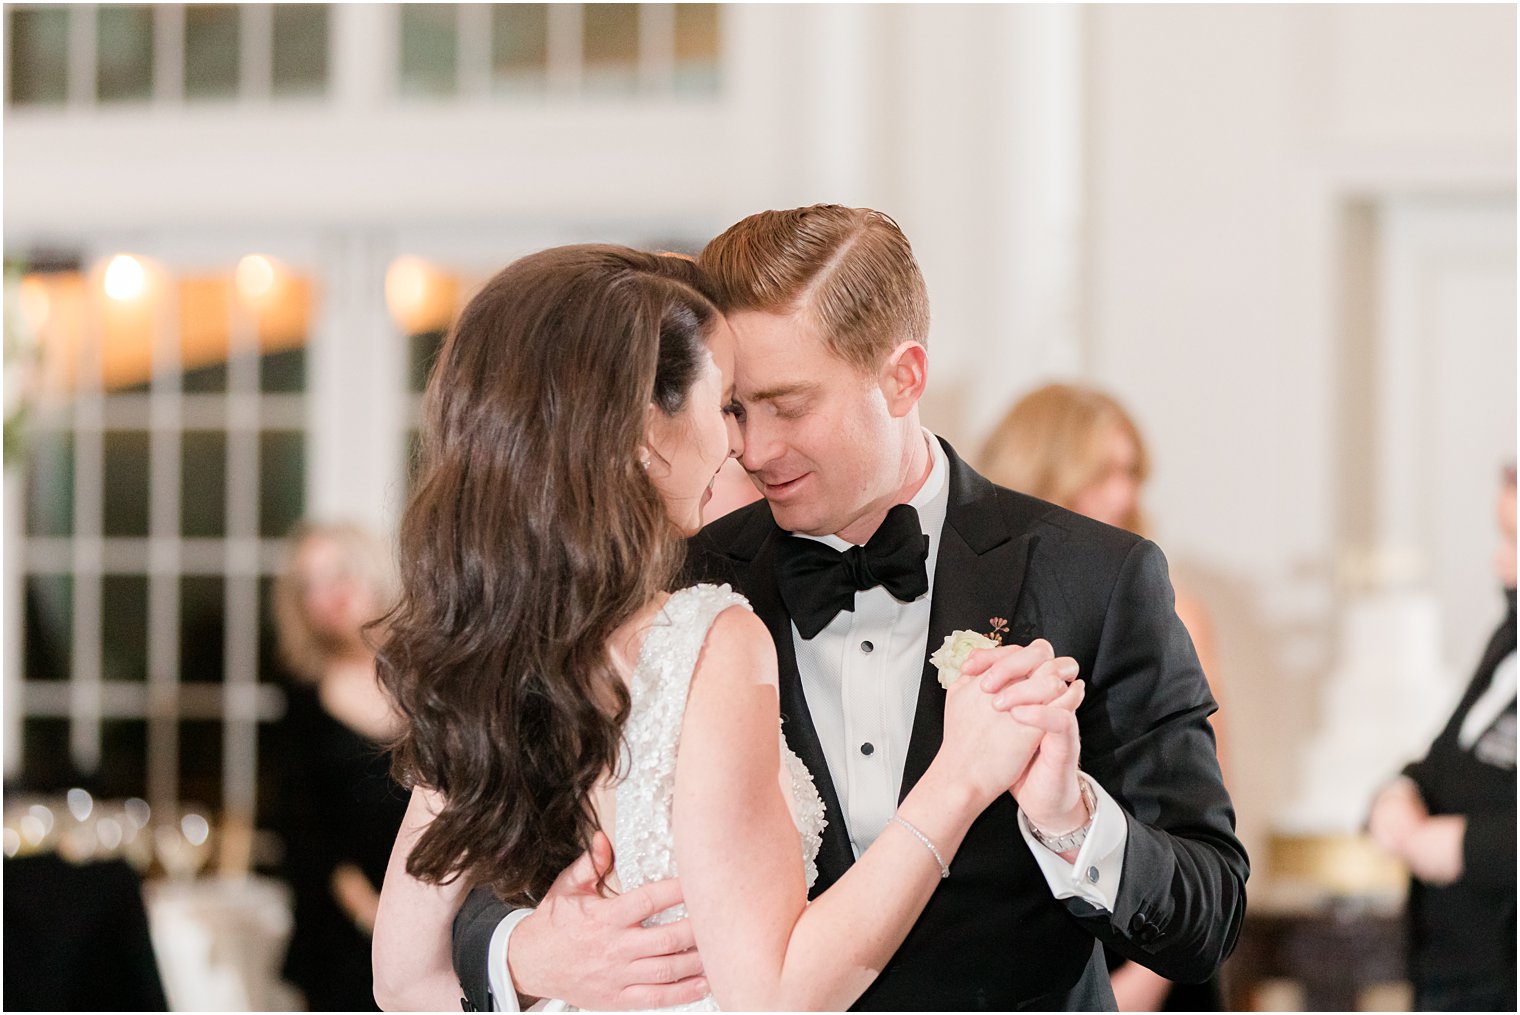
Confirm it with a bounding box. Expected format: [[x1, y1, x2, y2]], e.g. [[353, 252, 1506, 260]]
[[971, 3, 1085, 436], [308, 234, 407, 539], [715, 4, 797, 214], [873, 5, 1085, 451], [797, 3, 873, 202]]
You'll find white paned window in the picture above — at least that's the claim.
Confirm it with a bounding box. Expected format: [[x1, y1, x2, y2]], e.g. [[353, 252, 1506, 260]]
[[4, 3, 331, 108], [5, 3, 720, 109], [13, 255, 308, 841], [395, 2, 721, 99]]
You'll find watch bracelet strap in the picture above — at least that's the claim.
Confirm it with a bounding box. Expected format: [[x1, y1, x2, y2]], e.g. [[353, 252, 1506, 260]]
[[1029, 776, 1097, 853]]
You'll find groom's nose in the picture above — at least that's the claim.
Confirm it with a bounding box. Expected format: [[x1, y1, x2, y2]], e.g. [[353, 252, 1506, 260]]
[[738, 413, 782, 474]]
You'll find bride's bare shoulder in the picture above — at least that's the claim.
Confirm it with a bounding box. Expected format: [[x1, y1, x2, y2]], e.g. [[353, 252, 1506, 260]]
[[694, 603, 778, 690]]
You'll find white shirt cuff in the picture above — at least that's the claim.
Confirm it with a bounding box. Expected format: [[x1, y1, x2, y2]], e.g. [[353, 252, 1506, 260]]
[[487, 908, 536, 1012], [1017, 771, 1127, 912]]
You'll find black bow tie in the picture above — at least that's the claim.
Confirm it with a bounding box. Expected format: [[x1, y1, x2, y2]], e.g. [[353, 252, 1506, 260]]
[[775, 503, 930, 640]]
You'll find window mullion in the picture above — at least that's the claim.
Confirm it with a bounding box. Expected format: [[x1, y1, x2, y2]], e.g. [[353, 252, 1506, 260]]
[[147, 268, 183, 815], [639, 3, 675, 95], [457, 3, 491, 98], [222, 277, 261, 833], [69, 272, 106, 775], [240, 2, 274, 103], [153, 3, 186, 105], [67, 3, 98, 108], [547, 3, 583, 96]]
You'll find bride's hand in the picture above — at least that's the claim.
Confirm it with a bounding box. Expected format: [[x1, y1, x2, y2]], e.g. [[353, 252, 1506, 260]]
[[936, 646, 1078, 805]]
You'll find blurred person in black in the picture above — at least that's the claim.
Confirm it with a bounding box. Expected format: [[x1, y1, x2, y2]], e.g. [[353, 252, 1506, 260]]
[[1369, 465, 1517, 1012], [273, 521, 409, 1011]]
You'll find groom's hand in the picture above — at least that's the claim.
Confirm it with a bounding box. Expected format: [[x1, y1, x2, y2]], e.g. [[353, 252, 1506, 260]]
[[961, 639, 1080, 711], [1005, 679, 1088, 850], [967, 640, 1087, 843], [508, 831, 708, 1009]]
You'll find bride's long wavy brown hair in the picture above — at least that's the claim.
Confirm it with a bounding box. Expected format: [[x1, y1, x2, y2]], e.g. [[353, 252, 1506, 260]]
[[377, 245, 720, 904]]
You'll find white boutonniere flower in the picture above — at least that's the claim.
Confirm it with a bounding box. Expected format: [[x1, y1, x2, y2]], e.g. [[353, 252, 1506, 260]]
[[929, 630, 999, 689]]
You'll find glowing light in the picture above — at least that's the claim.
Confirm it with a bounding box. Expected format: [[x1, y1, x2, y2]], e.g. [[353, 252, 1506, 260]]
[[67, 787, 94, 822], [236, 254, 277, 302], [20, 814, 46, 846], [124, 797, 151, 829], [97, 818, 124, 851], [385, 256, 432, 325], [181, 812, 210, 846], [3, 828, 20, 857], [384, 256, 462, 334], [27, 804, 55, 836], [104, 255, 147, 301], [18, 276, 50, 331]]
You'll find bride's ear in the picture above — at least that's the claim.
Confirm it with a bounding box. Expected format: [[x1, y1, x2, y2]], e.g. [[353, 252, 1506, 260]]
[[639, 403, 660, 474]]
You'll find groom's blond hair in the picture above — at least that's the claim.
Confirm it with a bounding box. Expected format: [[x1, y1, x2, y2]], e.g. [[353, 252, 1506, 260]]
[[697, 205, 930, 373]]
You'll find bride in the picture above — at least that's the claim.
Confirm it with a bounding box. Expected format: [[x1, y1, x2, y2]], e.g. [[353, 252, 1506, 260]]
[[368, 245, 1082, 1011]]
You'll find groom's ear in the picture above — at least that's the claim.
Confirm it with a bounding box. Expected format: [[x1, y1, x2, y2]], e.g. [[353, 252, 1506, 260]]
[[879, 341, 928, 418]]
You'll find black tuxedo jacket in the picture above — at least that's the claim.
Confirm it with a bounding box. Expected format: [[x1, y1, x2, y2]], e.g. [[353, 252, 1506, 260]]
[[453, 439, 1248, 1011]]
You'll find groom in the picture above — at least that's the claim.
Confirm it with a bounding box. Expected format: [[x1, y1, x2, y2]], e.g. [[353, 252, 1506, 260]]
[[452, 206, 1247, 1010]]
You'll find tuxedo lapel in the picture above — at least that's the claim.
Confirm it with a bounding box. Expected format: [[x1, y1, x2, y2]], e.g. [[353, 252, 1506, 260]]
[[740, 525, 857, 889], [899, 440, 1038, 801]]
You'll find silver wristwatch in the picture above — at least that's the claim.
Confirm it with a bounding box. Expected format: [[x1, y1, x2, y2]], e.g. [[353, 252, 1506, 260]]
[[1029, 777, 1097, 853]]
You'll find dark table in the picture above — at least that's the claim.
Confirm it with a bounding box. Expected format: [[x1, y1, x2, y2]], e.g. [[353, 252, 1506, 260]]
[[3, 853, 168, 1012], [1224, 898, 1408, 1011]]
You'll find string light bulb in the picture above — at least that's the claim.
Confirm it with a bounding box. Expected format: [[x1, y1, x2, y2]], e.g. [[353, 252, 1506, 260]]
[[236, 254, 277, 302], [103, 254, 146, 302], [385, 256, 432, 329]]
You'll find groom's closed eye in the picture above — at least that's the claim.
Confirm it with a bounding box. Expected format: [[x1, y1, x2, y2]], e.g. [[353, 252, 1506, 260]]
[[745, 394, 812, 421], [746, 381, 820, 407]]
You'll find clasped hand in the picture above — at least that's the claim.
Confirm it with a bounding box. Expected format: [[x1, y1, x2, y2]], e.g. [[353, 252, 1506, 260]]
[[941, 639, 1087, 831]]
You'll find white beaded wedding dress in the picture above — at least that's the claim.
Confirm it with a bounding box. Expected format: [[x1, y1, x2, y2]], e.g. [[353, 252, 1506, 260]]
[[568, 583, 827, 1012]]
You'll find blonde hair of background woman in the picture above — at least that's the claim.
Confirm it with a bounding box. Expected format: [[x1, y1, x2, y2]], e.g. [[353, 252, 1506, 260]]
[[272, 520, 397, 683], [980, 382, 1151, 536]]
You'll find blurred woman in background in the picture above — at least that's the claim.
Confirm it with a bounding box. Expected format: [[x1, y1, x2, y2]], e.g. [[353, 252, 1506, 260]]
[[981, 382, 1225, 1013], [273, 521, 408, 1011]]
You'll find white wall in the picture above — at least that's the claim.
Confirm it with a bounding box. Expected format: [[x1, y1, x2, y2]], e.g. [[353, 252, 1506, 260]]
[[1080, 4, 1515, 862]]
